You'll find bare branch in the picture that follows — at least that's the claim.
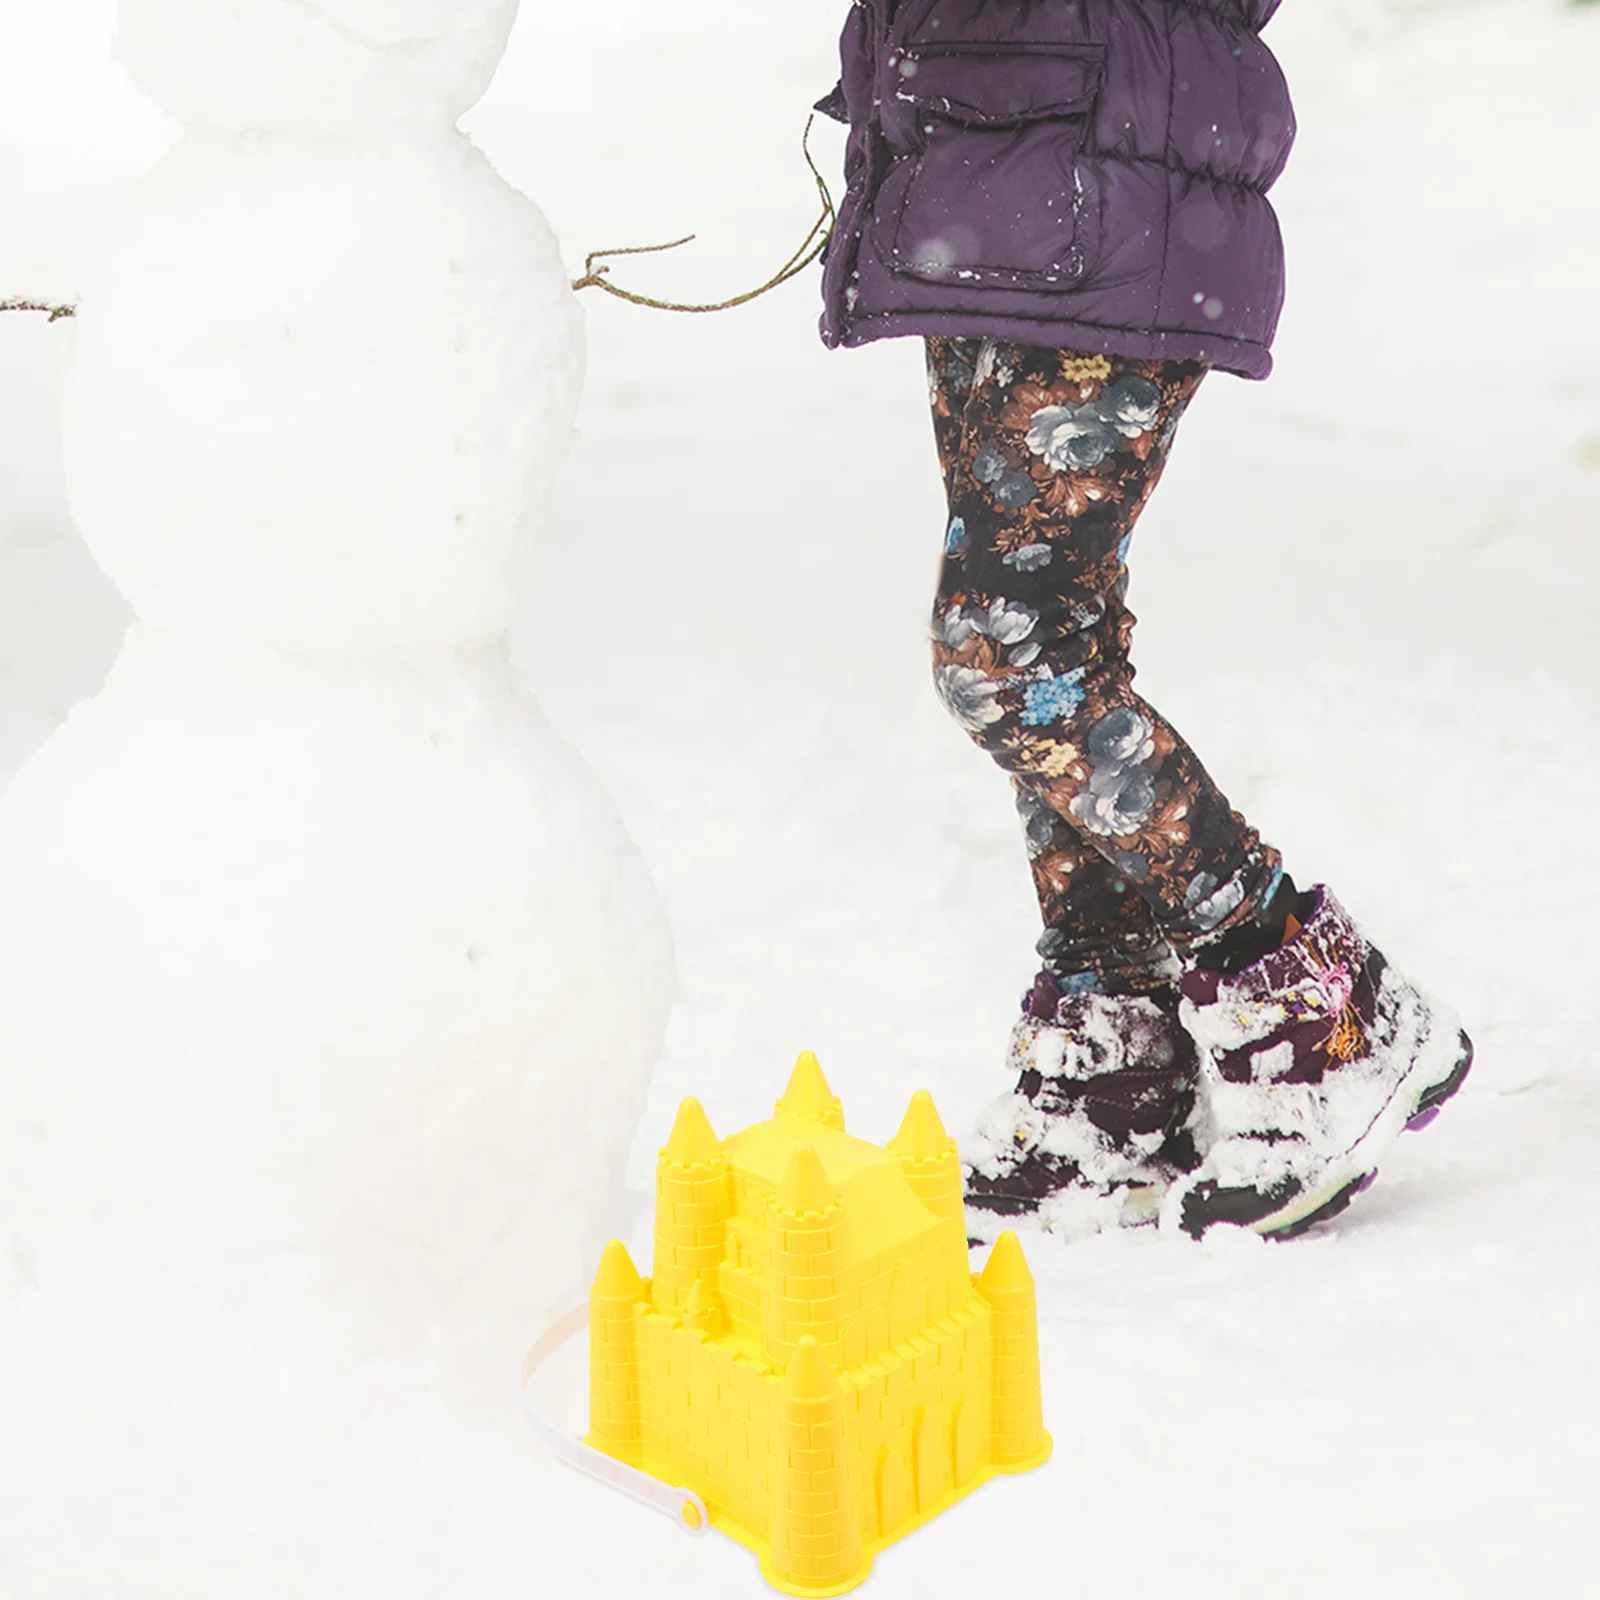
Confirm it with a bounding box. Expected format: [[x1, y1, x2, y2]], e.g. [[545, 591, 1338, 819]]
[[0, 297, 77, 322]]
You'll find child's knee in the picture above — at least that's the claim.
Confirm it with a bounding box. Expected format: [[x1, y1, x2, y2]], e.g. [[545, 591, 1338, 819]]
[[931, 649, 1008, 743], [929, 595, 1116, 750]]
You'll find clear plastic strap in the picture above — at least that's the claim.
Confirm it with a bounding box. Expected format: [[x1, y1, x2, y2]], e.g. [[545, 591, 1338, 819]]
[[520, 1302, 709, 1538]]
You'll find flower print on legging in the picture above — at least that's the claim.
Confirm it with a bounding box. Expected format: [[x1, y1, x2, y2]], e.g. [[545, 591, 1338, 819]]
[[926, 337, 1284, 996]]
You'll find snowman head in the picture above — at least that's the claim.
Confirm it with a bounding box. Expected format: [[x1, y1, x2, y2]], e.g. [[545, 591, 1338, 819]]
[[118, 0, 522, 132]]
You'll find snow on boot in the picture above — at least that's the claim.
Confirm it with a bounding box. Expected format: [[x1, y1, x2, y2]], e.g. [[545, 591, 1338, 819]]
[[1163, 885, 1474, 1240], [964, 972, 1199, 1243]]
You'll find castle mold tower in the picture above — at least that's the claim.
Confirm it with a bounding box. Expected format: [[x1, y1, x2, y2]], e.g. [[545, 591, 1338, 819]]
[[584, 1054, 1051, 1597], [651, 1096, 734, 1318]]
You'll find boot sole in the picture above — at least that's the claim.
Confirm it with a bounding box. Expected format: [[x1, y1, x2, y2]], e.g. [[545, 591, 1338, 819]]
[[1175, 1026, 1474, 1241], [965, 1179, 1168, 1248], [1403, 1044, 1473, 1131]]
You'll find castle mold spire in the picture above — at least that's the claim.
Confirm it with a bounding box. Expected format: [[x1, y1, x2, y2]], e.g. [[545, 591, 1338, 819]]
[[774, 1050, 845, 1131], [587, 1239, 646, 1459], [763, 1142, 848, 1370], [683, 1272, 727, 1339], [652, 1095, 733, 1315], [664, 1095, 723, 1166], [767, 1337, 865, 1594], [978, 1230, 1051, 1469], [887, 1089, 963, 1222]]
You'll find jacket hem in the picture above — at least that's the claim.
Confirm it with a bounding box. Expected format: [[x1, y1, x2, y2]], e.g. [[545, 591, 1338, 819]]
[[821, 307, 1274, 380]]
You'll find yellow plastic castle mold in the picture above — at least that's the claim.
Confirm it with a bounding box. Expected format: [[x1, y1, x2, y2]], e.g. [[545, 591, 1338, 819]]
[[586, 1052, 1051, 1595]]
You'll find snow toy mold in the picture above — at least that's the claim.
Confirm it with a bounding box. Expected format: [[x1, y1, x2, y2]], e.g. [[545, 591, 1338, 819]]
[[569, 1053, 1052, 1595]]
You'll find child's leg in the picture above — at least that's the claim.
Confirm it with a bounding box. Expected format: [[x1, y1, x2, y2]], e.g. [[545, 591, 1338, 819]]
[[926, 339, 1471, 1242], [925, 337, 1283, 963], [928, 338, 1173, 998], [1013, 779, 1177, 996]]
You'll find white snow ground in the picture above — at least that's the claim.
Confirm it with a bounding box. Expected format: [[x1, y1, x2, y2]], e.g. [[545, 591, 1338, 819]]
[[2, 1, 1597, 1596]]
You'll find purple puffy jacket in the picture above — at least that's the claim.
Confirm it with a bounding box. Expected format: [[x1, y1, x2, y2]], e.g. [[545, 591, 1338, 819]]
[[817, 0, 1295, 378]]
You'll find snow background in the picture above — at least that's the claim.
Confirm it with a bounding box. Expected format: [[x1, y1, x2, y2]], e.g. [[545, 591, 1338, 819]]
[[1, 0, 1596, 1594]]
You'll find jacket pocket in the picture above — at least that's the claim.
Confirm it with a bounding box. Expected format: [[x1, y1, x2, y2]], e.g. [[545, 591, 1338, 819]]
[[878, 44, 1105, 292]]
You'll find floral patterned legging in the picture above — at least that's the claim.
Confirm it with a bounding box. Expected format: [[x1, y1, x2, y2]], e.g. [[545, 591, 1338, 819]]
[[926, 337, 1283, 996]]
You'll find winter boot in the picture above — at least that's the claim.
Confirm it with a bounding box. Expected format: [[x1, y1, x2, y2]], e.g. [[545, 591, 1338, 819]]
[[1163, 885, 1473, 1240], [964, 971, 1200, 1243]]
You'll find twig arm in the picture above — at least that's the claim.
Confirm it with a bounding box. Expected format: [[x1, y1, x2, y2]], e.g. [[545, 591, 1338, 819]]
[[0, 297, 77, 322], [570, 115, 836, 316]]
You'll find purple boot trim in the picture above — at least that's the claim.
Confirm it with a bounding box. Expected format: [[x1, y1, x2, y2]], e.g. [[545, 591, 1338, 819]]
[[1179, 885, 1383, 1088], [1023, 969, 1064, 1022]]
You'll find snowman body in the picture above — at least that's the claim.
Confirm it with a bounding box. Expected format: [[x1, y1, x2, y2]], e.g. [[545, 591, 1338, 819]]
[[0, 0, 672, 1531]]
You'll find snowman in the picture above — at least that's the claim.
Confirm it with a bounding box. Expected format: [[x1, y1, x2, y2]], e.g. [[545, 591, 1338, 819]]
[[0, 0, 673, 1553]]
